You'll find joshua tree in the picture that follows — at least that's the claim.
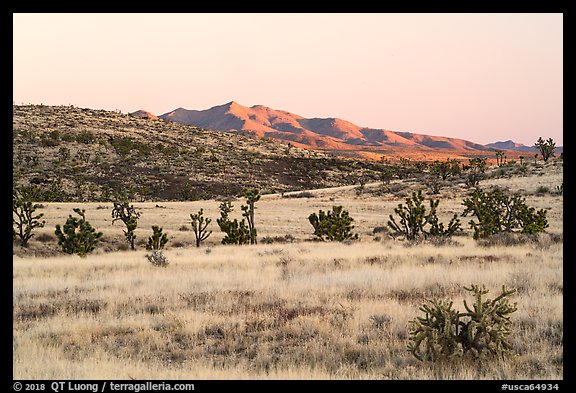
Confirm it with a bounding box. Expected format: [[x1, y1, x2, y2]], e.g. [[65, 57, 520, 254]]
[[190, 208, 212, 247], [518, 155, 525, 166], [55, 208, 103, 256], [242, 188, 261, 245], [217, 201, 250, 245], [534, 137, 556, 162], [432, 160, 452, 181], [462, 187, 548, 239], [13, 187, 45, 247], [111, 198, 141, 250], [468, 157, 487, 174], [146, 225, 169, 250], [494, 150, 506, 167], [387, 190, 461, 240], [309, 205, 359, 242]]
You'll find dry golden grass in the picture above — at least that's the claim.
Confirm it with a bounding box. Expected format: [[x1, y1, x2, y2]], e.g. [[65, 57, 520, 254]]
[[13, 162, 563, 380]]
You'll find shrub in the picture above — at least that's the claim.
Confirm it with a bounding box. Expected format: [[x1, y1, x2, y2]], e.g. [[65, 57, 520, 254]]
[[556, 182, 563, 195], [283, 191, 315, 199], [476, 232, 562, 248], [40, 133, 60, 147], [387, 190, 461, 240], [462, 187, 548, 239], [425, 175, 442, 195], [380, 166, 395, 185], [75, 130, 96, 144], [109, 136, 133, 157], [35, 233, 55, 243], [145, 250, 169, 268], [146, 225, 169, 250], [260, 234, 296, 244], [13, 187, 45, 247], [465, 173, 482, 188], [407, 284, 517, 362], [309, 205, 359, 241], [54, 208, 103, 256], [190, 208, 212, 247]]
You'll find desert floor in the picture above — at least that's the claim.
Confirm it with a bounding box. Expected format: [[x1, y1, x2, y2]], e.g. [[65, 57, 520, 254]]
[[13, 162, 563, 380]]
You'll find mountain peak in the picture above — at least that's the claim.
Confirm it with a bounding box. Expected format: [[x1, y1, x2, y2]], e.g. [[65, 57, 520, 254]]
[[486, 140, 527, 149], [225, 100, 242, 107], [129, 110, 158, 120]]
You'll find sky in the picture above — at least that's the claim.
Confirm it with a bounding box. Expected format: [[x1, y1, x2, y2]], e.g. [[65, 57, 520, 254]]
[[13, 13, 563, 146]]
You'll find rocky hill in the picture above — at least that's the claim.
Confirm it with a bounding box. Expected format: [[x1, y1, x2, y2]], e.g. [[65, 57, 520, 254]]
[[13, 104, 385, 202]]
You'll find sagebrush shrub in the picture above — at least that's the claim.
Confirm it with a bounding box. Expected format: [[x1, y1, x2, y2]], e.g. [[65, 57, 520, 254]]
[[145, 250, 169, 267], [407, 284, 517, 362]]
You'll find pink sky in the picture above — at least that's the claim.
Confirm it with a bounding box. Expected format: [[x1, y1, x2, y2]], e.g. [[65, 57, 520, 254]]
[[13, 13, 563, 146]]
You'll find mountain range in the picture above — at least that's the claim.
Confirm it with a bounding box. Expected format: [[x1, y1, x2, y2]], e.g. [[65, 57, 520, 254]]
[[131, 102, 561, 160]]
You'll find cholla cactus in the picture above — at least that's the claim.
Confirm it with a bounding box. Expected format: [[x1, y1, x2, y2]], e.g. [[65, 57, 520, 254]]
[[407, 284, 517, 361]]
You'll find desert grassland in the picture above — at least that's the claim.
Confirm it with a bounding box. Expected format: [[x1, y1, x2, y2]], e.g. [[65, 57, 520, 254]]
[[13, 163, 563, 380], [17, 160, 564, 251]]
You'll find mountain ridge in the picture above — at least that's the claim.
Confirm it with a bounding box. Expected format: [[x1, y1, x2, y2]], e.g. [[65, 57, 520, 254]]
[[145, 102, 515, 159], [130, 102, 562, 159], [485, 140, 563, 154]]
